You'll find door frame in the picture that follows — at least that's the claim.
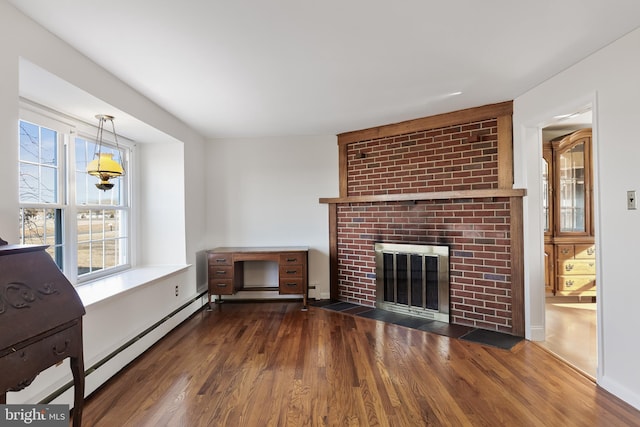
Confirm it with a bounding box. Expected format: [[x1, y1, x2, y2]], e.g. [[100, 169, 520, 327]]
[[518, 92, 603, 382]]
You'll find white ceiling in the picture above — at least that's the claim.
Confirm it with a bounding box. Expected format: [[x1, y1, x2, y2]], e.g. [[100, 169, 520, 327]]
[[8, 0, 640, 139]]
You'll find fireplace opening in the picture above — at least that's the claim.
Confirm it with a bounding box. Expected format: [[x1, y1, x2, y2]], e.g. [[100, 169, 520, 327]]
[[375, 243, 450, 322]]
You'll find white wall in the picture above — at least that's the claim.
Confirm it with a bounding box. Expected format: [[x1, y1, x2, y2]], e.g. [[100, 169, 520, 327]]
[[138, 142, 187, 265], [206, 136, 339, 299], [514, 27, 640, 409], [0, 0, 208, 406]]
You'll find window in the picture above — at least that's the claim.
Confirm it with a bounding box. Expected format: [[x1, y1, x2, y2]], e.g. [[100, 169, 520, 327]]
[[18, 107, 132, 284], [18, 118, 64, 268], [74, 137, 128, 277]]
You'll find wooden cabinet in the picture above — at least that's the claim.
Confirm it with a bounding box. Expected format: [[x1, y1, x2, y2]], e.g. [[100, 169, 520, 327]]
[[543, 129, 595, 297], [207, 247, 309, 308]]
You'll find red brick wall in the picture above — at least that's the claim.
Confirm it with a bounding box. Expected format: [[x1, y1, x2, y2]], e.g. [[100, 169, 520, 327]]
[[347, 119, 498, 196], [337, 118, 515, 332]]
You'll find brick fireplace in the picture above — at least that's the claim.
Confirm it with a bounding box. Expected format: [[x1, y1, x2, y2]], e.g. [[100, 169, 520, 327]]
[[321, 102, 526, 335]]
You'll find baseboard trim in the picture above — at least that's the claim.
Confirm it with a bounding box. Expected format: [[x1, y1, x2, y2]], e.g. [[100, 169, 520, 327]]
[[39, 291, 207, 404]]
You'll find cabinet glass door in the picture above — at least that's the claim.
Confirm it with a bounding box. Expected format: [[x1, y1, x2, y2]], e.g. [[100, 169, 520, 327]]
[[558, 141, 586, 233]]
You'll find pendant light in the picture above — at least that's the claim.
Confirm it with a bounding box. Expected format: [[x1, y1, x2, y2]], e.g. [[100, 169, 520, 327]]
[[86, 114, 125, 191]]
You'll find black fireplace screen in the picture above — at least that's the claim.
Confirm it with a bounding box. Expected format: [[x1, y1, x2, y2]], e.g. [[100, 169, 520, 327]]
[[376, 243, 449, 322]]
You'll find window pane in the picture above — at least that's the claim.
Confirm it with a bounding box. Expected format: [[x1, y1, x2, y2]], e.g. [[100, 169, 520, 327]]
[[104, 210, 118, 236], [91, 241, 104, 272], [40, 166, 57, 203], [105, 239, 117, 269], [19, 121, 39, 163], [91, 211, 104, 241], [18, 120, 58, 204], [78, 243, 91, 276], [41, 127, 57, 165], [19, 207, 63, 269], [19, 163, 39, 203], [77, 208, 127, 277], [77, 210, 90, 243], [76, 171, 88, 205]]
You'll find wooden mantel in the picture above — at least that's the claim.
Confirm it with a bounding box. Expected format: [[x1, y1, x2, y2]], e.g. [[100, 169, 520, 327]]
[[319, 188, 526, 204]]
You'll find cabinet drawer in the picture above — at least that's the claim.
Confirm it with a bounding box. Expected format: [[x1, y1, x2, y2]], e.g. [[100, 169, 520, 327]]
[[0, 326, 78, 389], [208, 253, 232, 266], [280, 253, 305, 265], [279, 279, 304, 294], [209, 280, 235, 295], [279, 264, 304, 278], [556, 245, 575, 260], [557, 276, 596, 292], [558, 259, 596, 275], [574, 244, 595, 259], [209, 265, 233, 279]]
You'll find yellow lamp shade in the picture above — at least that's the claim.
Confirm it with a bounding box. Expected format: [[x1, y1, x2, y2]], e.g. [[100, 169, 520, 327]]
[[87, 153, 124, 190], [86, 153, 124, 178]]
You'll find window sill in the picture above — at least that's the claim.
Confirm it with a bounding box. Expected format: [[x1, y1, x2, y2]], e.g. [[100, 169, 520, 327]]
[[75, 264, 190, 308]]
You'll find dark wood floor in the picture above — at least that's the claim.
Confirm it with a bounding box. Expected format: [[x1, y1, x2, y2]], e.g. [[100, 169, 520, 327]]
[[80, 302, 640, 426]]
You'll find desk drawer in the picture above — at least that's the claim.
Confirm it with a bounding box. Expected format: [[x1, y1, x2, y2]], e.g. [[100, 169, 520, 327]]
[[209, 280, 235, 295], [279, 264, 304, 279], [209, 265, 233, 279], [280, 253, 306, 265], [208, 253, 232, 266], [0, 325, 78, 390], [279, 279, 304, 294]]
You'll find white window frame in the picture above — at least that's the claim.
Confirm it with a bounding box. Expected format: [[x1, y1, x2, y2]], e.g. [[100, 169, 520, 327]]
[[19, 102, 134, 285]]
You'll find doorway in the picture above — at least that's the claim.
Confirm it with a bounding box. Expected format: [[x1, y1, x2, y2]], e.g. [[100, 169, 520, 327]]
[[536, 108, 597, 378]]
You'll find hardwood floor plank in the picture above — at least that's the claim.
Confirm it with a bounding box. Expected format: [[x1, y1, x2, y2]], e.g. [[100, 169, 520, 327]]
[[80, 302, 640, 426]]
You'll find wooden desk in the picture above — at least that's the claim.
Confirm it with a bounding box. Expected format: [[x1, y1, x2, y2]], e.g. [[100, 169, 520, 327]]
[[207, 247, 309, 310]]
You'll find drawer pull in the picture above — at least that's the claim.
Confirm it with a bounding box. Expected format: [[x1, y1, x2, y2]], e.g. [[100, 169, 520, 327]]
[[216, 270, 226, 275], [52, 339, 70, 356], [287, 283, 298, 287], [286, 270, 298, 274], [286, 258, 297, 262], [565, 264, 574, 272], [566, 280, 574, 287], [561, 248, 570, 254], [215, 283, 228, 287], [215, 258, 227, 263]]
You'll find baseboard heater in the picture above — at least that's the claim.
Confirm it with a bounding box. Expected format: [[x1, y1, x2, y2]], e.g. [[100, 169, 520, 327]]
[[39, 291, 208, 404]]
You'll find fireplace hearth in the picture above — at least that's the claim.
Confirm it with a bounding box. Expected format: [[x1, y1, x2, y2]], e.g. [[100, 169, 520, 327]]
[[375, 243, 450, 322]]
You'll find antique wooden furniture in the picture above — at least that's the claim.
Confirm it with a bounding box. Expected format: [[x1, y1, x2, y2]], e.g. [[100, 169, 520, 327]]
[[0, 239, 85, 426], [207, 247, 309, 309], [542, 129, 596, 297]]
